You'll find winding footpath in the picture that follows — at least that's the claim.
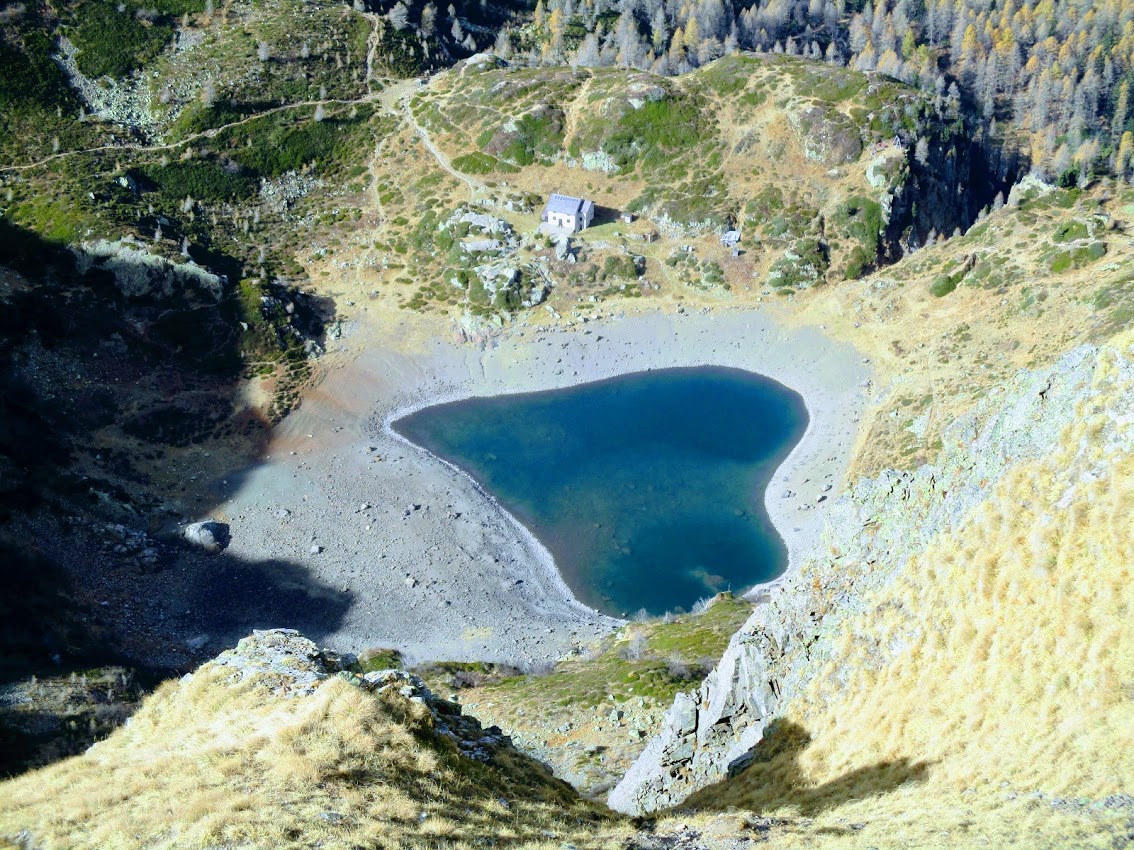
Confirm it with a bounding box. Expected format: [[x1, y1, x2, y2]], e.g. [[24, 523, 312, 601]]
[[392, 82, 482, 198]]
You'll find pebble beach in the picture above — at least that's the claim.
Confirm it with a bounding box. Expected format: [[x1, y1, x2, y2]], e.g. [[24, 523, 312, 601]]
[[209, 306, 870, 663]]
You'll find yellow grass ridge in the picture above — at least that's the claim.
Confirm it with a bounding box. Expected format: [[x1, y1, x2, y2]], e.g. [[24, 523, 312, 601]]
[[0, 631, 629, 850], [616, 333, 1134, 848]]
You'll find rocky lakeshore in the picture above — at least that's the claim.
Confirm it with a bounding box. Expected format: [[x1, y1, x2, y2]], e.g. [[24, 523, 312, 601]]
[[197, 306, 870, 664]]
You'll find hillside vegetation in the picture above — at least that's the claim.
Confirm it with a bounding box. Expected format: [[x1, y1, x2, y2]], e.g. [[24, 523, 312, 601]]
[[366, 53, 979, 319], [0, 632, 631, 849], [712, 341, 1134, 847], [416, 53, 974, 239], [415, 593, 754, 796], [793, 178, 1134, 479], [502, 0, 1134, 189]]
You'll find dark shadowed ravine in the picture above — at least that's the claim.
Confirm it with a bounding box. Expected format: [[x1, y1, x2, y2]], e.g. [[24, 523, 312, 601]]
[[394, 366, 808, 617]]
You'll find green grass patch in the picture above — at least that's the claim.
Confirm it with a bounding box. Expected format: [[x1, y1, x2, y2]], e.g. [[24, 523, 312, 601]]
[[693, 56, 755, 95], [1052, 220, 1089, 242], [417, 593, 753, 707], [359, 648, 405, 673], [930, 274, 958, 297], [601, 94, 703, 172], [793, 66, 868, 103], [1050, 241, 1106, 273], [496, 110, 564, 166], [137, 160, 257, 202], [452, 152, 500, 174]]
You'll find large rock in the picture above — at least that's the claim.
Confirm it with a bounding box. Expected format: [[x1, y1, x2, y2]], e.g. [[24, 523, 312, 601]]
[[458, 211, 513, 235], [182, 520, 230, 554], [464, 239, 503, 253], [787, 103, 863, 166], [209, 629, 338, 696], [74, 239, 224, 301]]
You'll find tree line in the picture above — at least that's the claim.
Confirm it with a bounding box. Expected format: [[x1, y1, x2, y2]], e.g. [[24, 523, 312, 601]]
[[473, 0, 1134, 183]]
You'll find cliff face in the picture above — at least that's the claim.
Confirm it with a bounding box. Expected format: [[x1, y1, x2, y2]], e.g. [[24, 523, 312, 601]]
[[610, 340, 1134, 815]]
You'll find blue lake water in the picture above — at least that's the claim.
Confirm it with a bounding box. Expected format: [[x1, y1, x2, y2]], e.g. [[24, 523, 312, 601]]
[[393, 367, 808, 617]]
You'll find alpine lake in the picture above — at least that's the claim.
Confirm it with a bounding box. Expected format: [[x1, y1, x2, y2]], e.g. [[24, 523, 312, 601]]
[[394, 366, 808, 618]]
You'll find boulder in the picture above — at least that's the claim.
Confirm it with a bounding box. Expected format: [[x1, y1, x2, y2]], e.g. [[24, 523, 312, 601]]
[[183, 520, 230, 554], [787, 103, 863, 166], [464, 239, 503, 253], [669, 692, 698, 735], [555, 237, 572, 261]]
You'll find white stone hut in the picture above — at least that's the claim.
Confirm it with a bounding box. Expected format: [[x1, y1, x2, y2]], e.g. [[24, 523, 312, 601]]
[[541, 193, 595, 232]]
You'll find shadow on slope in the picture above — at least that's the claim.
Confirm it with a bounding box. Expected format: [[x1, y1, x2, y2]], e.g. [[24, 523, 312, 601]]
[[0, 221, 350, 773], [686, 720, 931, 818]]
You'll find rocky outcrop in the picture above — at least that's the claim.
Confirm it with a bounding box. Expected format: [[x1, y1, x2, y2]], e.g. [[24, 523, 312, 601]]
[[787, 102, 863, 166], [204, 629, 512, 760], [610, 343, 1133, 814], [74, 239, 224, 302], [886, 111, 984, 254]]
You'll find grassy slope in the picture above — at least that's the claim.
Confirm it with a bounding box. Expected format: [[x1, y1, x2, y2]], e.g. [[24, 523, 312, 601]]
[[394, 54, 946, 306], [416, 593, 754, 796], [0, 663, 630, 849], [680, 336, 1134, 848], [791, 181, 1134, 479]]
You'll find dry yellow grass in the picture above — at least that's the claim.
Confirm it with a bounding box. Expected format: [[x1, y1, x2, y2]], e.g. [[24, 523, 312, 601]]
[[0, 668, 631, 849], [788, 183, 1134, 478], [684, 337, 1134, 848]]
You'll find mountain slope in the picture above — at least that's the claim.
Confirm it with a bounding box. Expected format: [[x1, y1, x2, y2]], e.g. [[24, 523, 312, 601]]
[[612, 335, 1134, 847], [0, 631, 629, 849]]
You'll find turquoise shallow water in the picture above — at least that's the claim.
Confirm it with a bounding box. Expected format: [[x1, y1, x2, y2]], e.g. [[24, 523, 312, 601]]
[[394, 366, 808, 617]]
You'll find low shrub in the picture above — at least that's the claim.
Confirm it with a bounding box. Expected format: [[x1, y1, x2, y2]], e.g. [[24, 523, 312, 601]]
[[359, 648, 405, 673], [601, 253, 643, 280], [835, 196, 883, 249], [0, 32, 75, 111], [601, 94, 702, 172], [930, 274, 958, 297], [233, 119, 340, 179], [136, 160, 256, 202], [1050, 241, 1107, 273], [844, 244, 875, 280], [1052, 220, 1089, 243], [451, 152, 499, 174], [68, 0, 179, 79]]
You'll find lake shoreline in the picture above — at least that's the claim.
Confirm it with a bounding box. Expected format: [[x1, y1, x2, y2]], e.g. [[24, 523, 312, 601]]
[[208, 306, 870, 664], [391, 366, 808, 617]]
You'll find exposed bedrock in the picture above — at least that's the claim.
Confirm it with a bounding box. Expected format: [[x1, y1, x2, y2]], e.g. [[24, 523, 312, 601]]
[[610, 343, 1134, 814]]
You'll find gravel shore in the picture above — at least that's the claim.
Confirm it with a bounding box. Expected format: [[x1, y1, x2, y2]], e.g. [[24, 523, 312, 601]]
[[205, 307, 869, 664]]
